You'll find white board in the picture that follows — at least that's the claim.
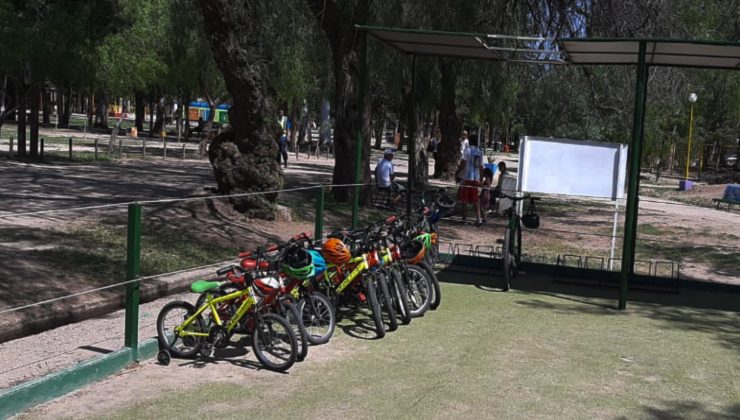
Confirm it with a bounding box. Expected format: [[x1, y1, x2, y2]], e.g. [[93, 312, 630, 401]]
[[517, 136, 628, 200]]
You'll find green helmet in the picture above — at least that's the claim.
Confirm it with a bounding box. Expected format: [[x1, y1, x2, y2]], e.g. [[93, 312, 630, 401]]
[[281, 248, 315, 280], [414, 232, 433, 250]]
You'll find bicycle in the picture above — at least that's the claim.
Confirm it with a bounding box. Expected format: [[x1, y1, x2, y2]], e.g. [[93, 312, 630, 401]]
[[156, 263, 299, 372], [497, 193, 540, 291]]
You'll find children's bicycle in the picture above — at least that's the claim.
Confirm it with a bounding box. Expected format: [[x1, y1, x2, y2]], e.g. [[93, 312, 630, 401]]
[[496, 193, 540, 291], [156, 264, 299, 372]]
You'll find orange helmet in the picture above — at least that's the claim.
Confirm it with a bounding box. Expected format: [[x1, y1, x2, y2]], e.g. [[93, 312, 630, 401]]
[[321, 238, 351, 264]]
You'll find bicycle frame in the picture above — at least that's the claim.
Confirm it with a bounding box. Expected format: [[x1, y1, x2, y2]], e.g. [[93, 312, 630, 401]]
[[175, 287, 257, 338], [324, 254, 370, 294]]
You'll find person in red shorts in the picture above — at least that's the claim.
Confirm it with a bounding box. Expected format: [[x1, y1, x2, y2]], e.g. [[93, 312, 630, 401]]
[[455, 134, 485, 225]]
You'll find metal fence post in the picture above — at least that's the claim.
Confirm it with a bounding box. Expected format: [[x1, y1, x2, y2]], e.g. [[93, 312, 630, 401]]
[[9, 137, 13, 155], [181, 144, 186, 160], [163, 139, 167, 160], [142, 139, 146, 156], [315, 186, 325, 241], [68, 138, 73, 160], [40, 138, 44, 160], [94, 138, 98, 160], [124, 203, 142, 360], [118, 138, 122, 158]]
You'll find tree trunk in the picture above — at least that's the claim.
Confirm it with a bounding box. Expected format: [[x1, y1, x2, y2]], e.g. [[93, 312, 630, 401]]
[[42, 88, 51, 124], [434, 59, 461, 179], [86, 93, 93, 128], [148, 96, 154, 135], [29, 85, 40, 158], [153, 96, 165, 134], [59, 86, 72, 128], [198, 0, 282, 218], [17, 84, 27, 157], [183, 94, 191, 141], [94, 90, 108, 128], [134, 90, 145, 132], [306, 0, 371, 202], [373, 116, 385, 149]]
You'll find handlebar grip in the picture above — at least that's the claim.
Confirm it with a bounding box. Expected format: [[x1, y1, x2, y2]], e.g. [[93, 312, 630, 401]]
[[385, 215, 397, 224], [216, 265, 233, 276], [292, 231, 310, 241], [266, 243, 279, 252], [238, 251, 252, 258]]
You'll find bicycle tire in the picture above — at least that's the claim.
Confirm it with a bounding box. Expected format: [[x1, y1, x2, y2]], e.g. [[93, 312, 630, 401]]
[[377, 271, 398, 332], [503, 226, 514, 291], [399, 264, 431, 317], [297, 292, 336, 345], [251, 313, 297, 372], [363, 273, 386, 339], [156, 301, 205, 358], [389, 267, 411, 325], [418, 260, 442, 310], [283, 300, 309, 361]]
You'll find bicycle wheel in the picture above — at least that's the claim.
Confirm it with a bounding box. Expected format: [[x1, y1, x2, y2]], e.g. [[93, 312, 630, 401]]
[[251, 313, 297, 372], [418, 260, 442, 310], [377, 271, 398, 332], [297, 292, 336, 345], [503, 226, 516, 291], [388, 267, 411, 325], [282, 300, 309, 362], [156, 301, 205, 358], [363, 273, 386, 339], [398, 264, 431, 318]]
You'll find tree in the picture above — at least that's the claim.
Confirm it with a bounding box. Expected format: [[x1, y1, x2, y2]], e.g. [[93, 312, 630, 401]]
[[197, 0, 282, 218], [305, 0, 372, 202]]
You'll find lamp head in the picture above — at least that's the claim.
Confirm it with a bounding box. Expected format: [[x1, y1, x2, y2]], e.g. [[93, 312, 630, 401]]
[[688, 93, 698, 103]]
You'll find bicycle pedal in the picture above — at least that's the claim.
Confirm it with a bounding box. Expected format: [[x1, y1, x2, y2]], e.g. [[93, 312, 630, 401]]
[[357, 292, 367, 303]]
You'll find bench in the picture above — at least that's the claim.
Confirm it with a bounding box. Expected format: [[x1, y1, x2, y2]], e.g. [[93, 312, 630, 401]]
[[712, 184, 740, 210]]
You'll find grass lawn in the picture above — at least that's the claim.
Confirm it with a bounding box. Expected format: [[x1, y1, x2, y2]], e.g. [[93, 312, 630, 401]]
[[102, 272, 739, 419]]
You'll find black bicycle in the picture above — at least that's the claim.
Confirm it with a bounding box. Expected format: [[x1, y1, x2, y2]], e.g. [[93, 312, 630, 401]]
[[497, 193, 540, 291]]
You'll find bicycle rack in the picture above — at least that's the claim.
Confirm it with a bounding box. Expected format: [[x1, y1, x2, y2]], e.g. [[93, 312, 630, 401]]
[[471, 245, 497, 258], [651, 259, 678, 279], [584, 256, 605, 270], [557, 254, 583, 268]]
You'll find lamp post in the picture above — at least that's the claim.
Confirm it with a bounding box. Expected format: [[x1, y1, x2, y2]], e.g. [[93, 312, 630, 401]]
[[684, 93, 697, 180]]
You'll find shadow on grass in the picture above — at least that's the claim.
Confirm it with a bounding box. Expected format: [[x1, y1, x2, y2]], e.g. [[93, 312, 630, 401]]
[[633, 400, 740, 420]]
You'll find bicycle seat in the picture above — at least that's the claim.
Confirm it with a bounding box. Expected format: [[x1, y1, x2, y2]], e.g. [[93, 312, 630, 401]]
[[191, 280, 222, 294]]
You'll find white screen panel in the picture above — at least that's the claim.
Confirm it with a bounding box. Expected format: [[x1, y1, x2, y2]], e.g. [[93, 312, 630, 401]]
[[517, 136, 627, 199]]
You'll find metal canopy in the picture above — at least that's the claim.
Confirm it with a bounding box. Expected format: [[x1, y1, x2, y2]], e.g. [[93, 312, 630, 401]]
[[561, 38, 740, 70], [358, 25, 740, 69], [359, 25, 564, 63], [354, 24, 740, 311]]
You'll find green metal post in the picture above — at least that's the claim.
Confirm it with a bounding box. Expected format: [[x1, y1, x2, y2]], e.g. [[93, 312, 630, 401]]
[[351, 35, 368, 229], [406, 55, 417, 218], [124, 203, 142, 358], [315, 186, 325, 241], [619, 41, 649, 310]]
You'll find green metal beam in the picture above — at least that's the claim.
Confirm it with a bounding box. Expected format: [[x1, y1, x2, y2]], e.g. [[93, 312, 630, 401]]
[[315, 186, 325, 241], [351, 34, 368, 230], [124, 203, 142, 358], [406, 55, 417, 217], [619, 41, 649, 310]]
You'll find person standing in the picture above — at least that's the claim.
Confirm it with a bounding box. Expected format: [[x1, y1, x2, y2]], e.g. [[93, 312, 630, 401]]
[[459, 130, 469, 157], [455, 135, 484, 225], [276, 110, 292, 168], [374, 148, 402, 209]]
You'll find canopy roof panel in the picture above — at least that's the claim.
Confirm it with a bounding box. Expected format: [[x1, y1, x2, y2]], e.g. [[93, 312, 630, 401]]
[[358, 25, 740, 70], [561, 39, 740, 69]]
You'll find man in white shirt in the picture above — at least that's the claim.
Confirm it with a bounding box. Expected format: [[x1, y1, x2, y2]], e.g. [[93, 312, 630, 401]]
[[455, 136, 484, 225], [375, 148, 401, 209], [460, 130, 469, 157]]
